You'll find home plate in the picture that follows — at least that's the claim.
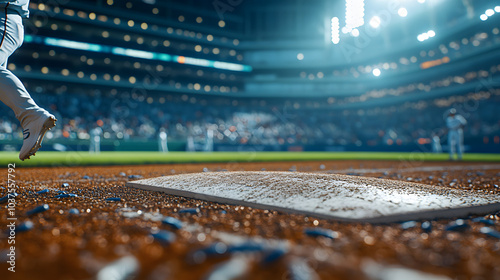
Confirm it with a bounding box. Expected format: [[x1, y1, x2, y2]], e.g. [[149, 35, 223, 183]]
[[126, 171, 500, 223]]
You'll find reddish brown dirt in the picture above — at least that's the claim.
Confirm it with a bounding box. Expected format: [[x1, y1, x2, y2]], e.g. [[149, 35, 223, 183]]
[[0, 160, 499, 280]]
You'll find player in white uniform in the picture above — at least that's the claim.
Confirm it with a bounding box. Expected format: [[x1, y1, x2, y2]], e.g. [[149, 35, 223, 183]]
[[0, 0, 56, 160], [446, 108, 467, 160]]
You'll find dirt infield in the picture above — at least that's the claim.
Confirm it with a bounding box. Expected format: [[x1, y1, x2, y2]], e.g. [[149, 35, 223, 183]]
[[1, 160, 499, 280]]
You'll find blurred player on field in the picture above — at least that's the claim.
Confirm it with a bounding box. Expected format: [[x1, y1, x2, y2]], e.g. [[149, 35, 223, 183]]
[[446, 108, 467, 160], [158, 128, 168, 152], [0, 0, 57, 160], [431, 134, 442, 153]]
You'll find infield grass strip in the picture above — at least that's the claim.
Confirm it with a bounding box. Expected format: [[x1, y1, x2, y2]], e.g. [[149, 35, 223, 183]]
[[0, 151, 499, 167]]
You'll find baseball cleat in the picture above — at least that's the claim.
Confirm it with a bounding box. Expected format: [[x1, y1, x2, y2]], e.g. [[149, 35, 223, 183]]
[[19, 115, 57, 161]]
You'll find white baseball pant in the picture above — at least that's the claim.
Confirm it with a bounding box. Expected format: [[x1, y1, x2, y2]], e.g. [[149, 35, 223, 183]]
[[0, 12, 50, 128]]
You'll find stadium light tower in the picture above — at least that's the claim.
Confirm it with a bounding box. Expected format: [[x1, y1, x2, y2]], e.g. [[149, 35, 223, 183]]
[[345, 0, 364, 33], [331, 17, 340, 44]]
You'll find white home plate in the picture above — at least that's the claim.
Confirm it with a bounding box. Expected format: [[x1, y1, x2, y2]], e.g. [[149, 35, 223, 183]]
[[126, 172, 500, 223]]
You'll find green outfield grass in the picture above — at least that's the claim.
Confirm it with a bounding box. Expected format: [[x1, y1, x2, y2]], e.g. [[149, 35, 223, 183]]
[[0, 151, 499, 167]]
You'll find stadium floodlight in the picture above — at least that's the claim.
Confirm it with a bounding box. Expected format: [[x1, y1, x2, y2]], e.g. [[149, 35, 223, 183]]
[[398, 7, 408, 17], [372, 68, 381, 77], [297, 53, 304, 60], [331, 17, 340, 44], [345, 0, 365, 31], [418, 0, 425, 3], [427, 30, 435, 37], [369, 16, 381, 28], [485, 9, 495, 17], [495, 6, 500, 13], [480, 14, 488, 21]]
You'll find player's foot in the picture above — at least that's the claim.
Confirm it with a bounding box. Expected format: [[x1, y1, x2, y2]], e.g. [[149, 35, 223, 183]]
[[19, 115, 57, 161]]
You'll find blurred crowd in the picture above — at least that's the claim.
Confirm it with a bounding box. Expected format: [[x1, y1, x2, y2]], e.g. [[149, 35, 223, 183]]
[[1, 88, 499, 148]]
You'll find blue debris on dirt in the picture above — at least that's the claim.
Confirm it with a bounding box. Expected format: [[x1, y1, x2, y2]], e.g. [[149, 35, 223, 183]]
[[227, 242, 266, 253], [128, 175, 143, 179], [261, 247, 288, 265], [151, 230, 176, 245], [304, 228, 339, 239], [26, 204, 49, 216], [0, 192, 18, 204], [401, 221, 418, 230], [187, 242, 228, 264], [472, 217, 495, 225], [162, 217, 183, 230], [202, 242, 229, 256], [68, 208, 80, 215], [61, 183, 70, 188], [178, 208, 200, 214], [105, 197, 122, 202], [480, 227, 500, 239], [55, 193, 78, 199], [16, 221, 34, 233], [445, 219, 469, 232], [36, 189, 50, 195], [421, 221, 432, 232], [83, 175, 91, 179]]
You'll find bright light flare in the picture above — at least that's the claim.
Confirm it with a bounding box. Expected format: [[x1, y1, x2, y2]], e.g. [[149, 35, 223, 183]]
[[398, 7, 408, 17], [369, 16, 381, 28], [485, 9, 495, 17], [372, 68, 381, 77], [480, 14, 488, 21]]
